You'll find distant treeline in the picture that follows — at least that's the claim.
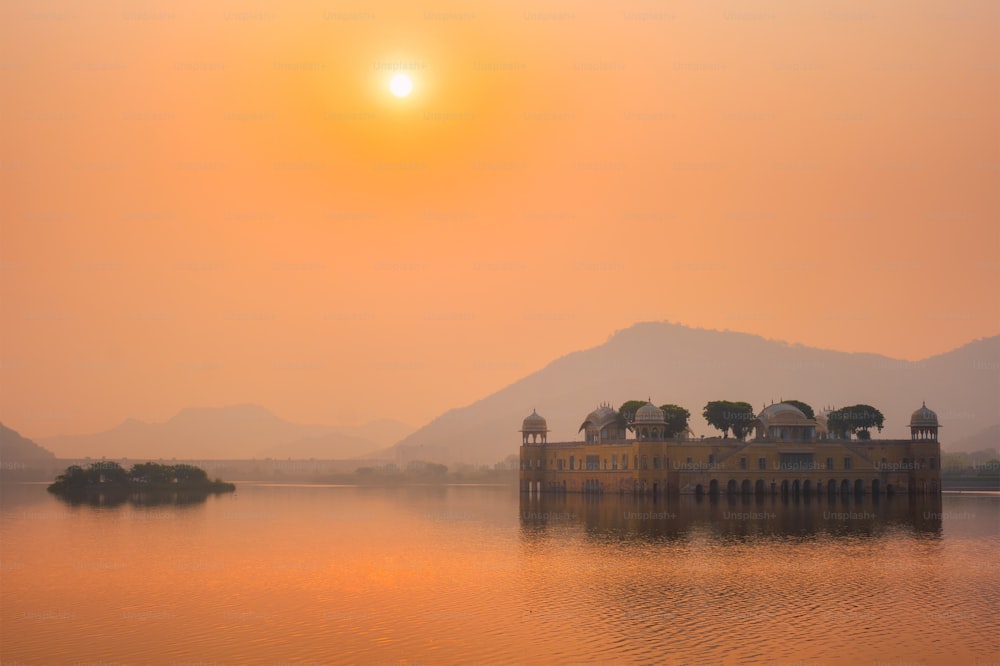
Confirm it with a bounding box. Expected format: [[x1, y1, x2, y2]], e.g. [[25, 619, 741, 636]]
[[941, 449, 1000, 474], [940, 450, 1000, 491], [335, 459, 517, 486]]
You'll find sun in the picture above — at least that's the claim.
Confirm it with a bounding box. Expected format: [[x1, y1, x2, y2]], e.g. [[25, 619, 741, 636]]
[[389, 73, 413, 98]]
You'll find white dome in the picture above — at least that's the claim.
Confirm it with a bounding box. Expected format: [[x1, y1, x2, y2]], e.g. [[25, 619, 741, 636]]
[[579, 406, 619, 432], [910, 402, 938, 428], [521, 409, 548, 432], [635, 402, 665, 423], [757, 403, 809, 427]]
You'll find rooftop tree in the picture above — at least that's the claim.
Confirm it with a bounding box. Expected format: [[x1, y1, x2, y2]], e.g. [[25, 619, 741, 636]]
[[827, 404, 885, 440], [782, 400, 815, 420], [703, 401, 755, 440], [659, 404, 691, 438]]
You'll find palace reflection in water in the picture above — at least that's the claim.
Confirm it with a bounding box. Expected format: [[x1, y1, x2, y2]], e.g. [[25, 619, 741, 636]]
[[519, 491, 946, 541]]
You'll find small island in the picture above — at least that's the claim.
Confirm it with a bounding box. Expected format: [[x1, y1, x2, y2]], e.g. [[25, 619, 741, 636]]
[[48, 461, 235, 501]]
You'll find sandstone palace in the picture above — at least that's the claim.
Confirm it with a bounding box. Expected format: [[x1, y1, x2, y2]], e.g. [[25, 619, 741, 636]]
[[519, 401, 942, 496]]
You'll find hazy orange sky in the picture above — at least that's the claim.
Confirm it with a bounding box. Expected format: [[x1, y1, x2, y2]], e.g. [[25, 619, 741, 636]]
[[2, 1, 998, 437]]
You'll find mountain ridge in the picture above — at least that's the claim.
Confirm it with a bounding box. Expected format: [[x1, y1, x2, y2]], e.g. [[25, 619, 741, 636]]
[[389, 321, 999, 465], [0, 422, 57, 461]]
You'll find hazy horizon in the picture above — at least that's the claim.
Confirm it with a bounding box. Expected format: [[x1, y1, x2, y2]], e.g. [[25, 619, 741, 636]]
[[7, 321, 998, 442]]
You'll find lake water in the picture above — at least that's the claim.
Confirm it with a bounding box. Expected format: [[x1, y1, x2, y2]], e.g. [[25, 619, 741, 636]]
[[1, 483, 998, 665]]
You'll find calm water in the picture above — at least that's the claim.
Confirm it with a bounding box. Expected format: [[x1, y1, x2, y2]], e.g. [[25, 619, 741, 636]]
[[1, 482, 998, 665]]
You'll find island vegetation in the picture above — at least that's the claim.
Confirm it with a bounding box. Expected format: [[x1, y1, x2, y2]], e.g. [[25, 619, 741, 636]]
[[48, 461, 236, 498]]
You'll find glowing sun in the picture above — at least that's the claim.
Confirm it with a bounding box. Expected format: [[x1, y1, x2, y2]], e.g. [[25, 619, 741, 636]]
[[389, 73, 413, 98]]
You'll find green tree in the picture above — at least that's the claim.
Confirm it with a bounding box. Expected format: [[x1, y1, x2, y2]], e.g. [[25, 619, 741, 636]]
[[782, 400, 815, 420], [827, 404, 885, 440], [92, 461, 128, 484], [129, 462, 173, 484], [172, 464, 208, 484], [703, 401, 755, 440], [52, 465, 85, 487], [659, 404, 690, 438], [703, 401, 729, 437], [729, 402, 755, 440]]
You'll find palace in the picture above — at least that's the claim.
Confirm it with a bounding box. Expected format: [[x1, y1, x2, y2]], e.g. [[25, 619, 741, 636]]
[[519, 402, 941, 496]]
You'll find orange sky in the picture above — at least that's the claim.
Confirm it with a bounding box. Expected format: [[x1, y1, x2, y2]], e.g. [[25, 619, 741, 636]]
[[2, 1, 998, 438]]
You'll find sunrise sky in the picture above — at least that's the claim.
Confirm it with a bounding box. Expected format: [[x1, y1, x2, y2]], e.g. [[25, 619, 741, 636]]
[[2, 1, 998, 437]]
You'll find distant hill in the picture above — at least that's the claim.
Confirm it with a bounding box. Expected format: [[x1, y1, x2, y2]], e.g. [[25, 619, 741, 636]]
[[1, 423, 59, 480], [37, 405, 413, 460], [949, 424, 1000, 456], [389, 322, 1000, 465], [1, 423, 56, 461]]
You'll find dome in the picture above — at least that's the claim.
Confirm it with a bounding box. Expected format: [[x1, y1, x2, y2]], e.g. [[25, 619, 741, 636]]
[[521, 409, 548, 432], [757, 403, 810, 427], [635, 402, 665, 423], [910, 402, 938, 428], [579, 405, 619, 432]]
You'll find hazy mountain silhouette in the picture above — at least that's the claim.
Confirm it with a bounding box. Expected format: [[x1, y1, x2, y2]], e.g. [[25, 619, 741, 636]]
[[38, 405, 413, 460], [949, 424, 1000, 455], [0, 423, 60, 480], [1, 423, 57, 461], [259, 419, 414, 460], [388, 322, 1000, 465]]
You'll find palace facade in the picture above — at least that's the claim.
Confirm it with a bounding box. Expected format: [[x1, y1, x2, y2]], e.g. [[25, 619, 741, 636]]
[[519, 402, 942, 496]]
